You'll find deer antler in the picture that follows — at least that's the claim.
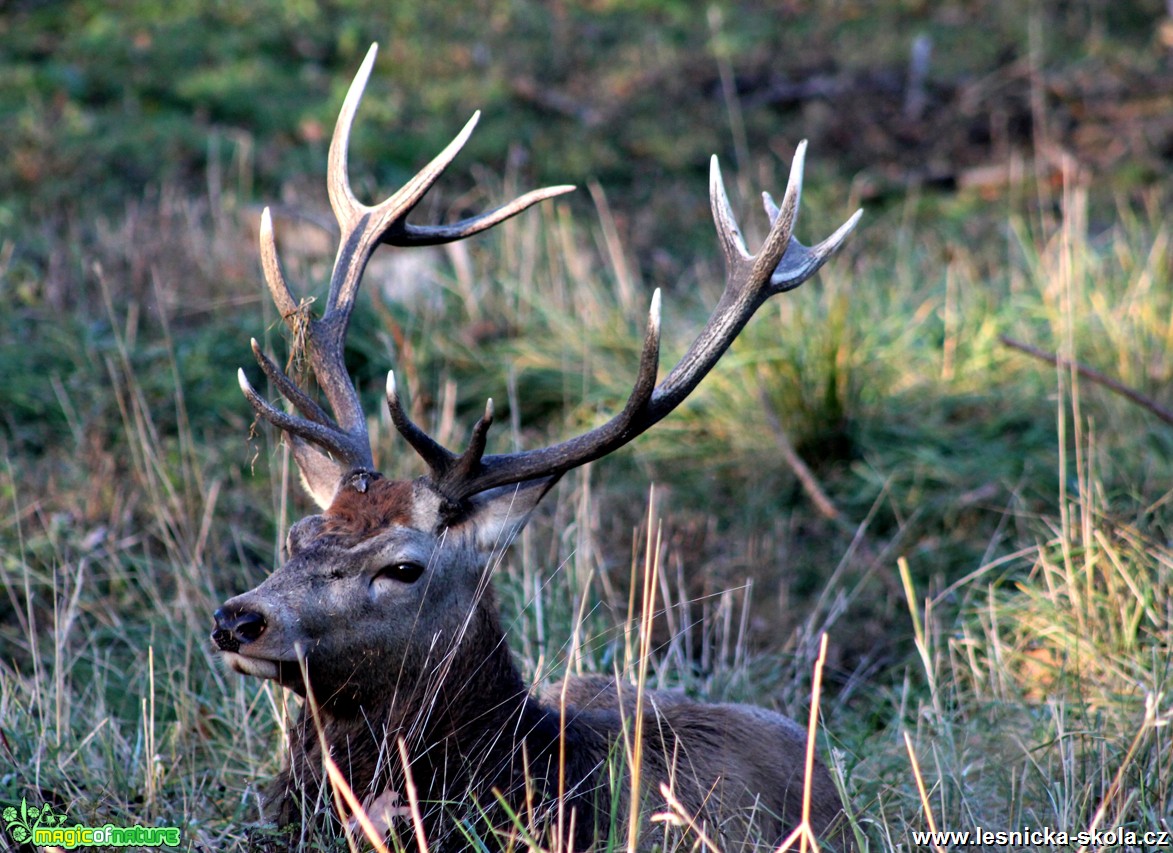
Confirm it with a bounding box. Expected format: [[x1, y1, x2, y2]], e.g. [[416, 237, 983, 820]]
[[388, 143, 862, 502], [239, 43, 573, 492]]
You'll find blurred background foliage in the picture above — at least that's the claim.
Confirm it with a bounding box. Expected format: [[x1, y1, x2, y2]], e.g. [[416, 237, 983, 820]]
[[5, 0, 1170, 246]]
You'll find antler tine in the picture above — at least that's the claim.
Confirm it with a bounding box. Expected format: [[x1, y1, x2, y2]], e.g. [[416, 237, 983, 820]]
[[646, 146, 860, 416], [259, 208, 299, 320], [358, 110, 485, 257], [252, 201, 374, 471], [386, 373, 511, 498], [326, 50, 575, 320], [445, 398, 497, 487], [249, 339, 332, 427], [328, 106, 575, 320], [770, 207, 863, 292], [391, 183, 577, 246], [386, 371, 459, 475], [748, 141, 805, 289], [326, 42, 378, 232], [710, 156, 750, 268], [402, 152, 859, 504], [238, 369, 368, 464]]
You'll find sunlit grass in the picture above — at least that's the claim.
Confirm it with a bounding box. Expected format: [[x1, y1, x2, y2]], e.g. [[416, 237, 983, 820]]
[[2, 139, 1171, 851]]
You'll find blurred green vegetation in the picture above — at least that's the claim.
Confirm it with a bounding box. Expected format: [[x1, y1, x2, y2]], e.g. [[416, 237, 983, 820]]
[[5, 1, 1168, 249]]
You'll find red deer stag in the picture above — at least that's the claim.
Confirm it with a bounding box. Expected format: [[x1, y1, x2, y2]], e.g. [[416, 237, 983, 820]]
[[212, 43, 861, 852]]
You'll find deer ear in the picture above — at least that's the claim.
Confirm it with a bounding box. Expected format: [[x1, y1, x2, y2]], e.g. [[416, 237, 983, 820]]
[[289, 436, 345, 509], [462, 477, 557, 554]]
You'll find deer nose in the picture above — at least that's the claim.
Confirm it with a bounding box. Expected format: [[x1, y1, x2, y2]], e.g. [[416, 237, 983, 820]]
[[212, 607, 267, 652]]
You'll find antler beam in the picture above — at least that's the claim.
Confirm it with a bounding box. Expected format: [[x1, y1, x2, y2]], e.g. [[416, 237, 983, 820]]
[[390, 145, 862, 502], [239, 43, 573, 479]]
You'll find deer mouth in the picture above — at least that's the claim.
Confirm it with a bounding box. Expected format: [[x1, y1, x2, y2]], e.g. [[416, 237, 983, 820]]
[[219, 650, 307, 693], [220, 650, 280, 680], [212, 604, 306, 691]]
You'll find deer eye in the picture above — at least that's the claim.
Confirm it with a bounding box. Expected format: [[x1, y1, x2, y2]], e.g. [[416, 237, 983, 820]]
[[373, 561, 425, 584]]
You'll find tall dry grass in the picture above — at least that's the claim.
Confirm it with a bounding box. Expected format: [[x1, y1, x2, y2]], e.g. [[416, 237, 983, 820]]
[[1, 135, 1170, 851]]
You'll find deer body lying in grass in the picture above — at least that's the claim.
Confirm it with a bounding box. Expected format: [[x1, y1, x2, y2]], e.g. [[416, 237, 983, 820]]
[[211, 43, 860, 852]]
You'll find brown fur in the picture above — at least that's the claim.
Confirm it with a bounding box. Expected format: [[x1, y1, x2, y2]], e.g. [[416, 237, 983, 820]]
[[266, 589, 850, 852], [217, 481, 852, 852], [321, 477, 415, 542]]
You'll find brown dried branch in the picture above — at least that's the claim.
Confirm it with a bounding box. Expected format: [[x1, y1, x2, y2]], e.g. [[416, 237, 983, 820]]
[[756, 381, 843, 522], [1001, 336, 1173, 428]]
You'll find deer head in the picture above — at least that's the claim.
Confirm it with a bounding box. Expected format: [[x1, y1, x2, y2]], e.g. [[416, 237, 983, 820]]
[[211, 42, 860, 840]]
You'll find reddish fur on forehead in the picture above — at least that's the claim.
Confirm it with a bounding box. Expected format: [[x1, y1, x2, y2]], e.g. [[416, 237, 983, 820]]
[[321, 478, 415, 541]]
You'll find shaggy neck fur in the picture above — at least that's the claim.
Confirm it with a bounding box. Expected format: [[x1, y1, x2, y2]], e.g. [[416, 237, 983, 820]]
[[268, 591, 611, 851]]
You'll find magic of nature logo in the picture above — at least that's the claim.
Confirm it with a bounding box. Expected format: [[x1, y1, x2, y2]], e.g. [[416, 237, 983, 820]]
[[2, 798, 180, 848]]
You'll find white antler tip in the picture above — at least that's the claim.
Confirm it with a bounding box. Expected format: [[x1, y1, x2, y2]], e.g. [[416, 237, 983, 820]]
[[788, 143, 807, 179], [762, 191, 779, 221], [709, 155, 728, 198], [836, 208, 865, 240], [343, 45, 378, 107], [649, 288, 662, 332], [360, 42, 379, 72], [237, 368, 252, 393], [790, 140, 809, 179], [461, 111, 482, 136], [386, 370, 398, 399], [838, 209, 865, 242], [485, 398, 494, 420]]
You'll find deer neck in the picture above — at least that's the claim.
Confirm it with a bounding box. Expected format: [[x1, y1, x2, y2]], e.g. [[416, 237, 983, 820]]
[[415, 596, 533, 751], [271, 599, 604, 847], [279, 595, 536, 800]]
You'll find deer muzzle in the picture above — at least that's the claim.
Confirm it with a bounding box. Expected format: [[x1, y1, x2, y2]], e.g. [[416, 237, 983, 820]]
[[212, 605, 267, 653]]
